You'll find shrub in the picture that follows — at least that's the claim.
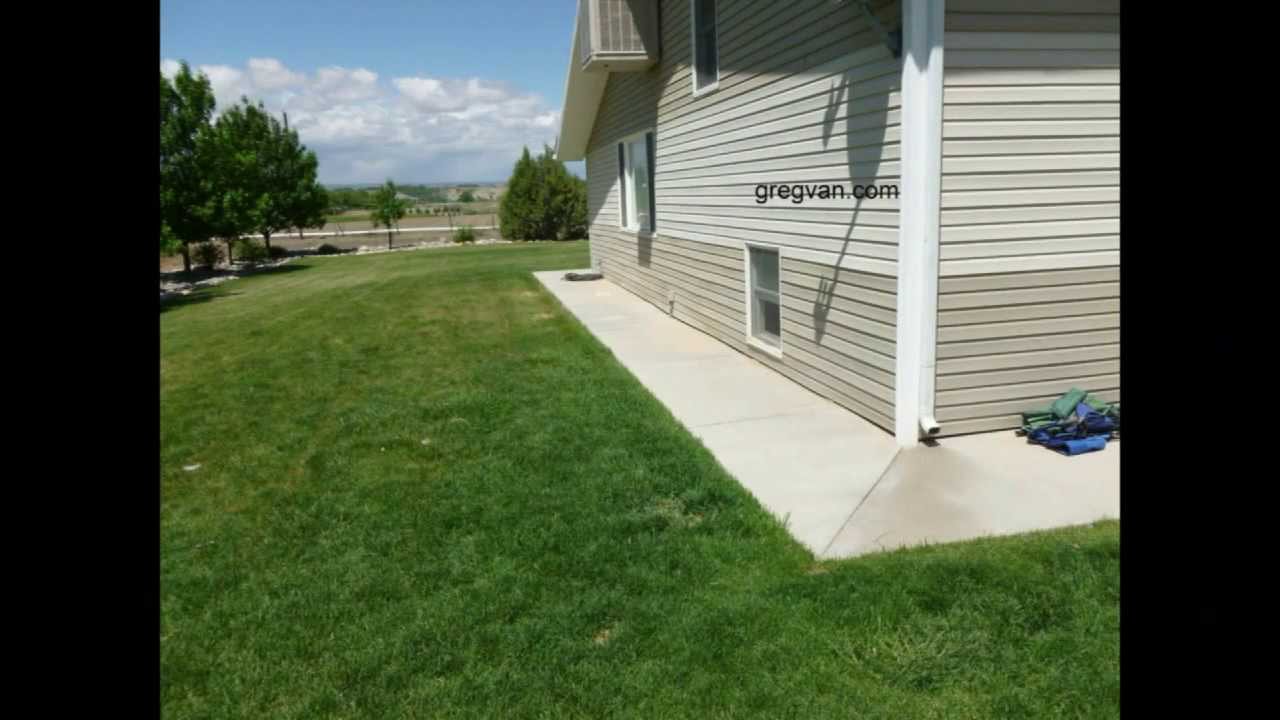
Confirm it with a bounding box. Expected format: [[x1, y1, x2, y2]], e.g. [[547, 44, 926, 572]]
[[267, 244, 289, 259], [193, 241, 225, 269], [453, 225, 476, 244], [499, 146, 588, 240], [316, 243, 342, 255], [235, 239, 269, 263]]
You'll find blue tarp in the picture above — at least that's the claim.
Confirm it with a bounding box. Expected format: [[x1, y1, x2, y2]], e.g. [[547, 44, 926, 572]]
[[1020, 388, 1119, 456]]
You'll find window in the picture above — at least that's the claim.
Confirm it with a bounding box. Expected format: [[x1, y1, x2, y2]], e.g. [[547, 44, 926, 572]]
[[747, 246, 781, 350], [617, 131, 655, 232], [691, 0, 719, 94]]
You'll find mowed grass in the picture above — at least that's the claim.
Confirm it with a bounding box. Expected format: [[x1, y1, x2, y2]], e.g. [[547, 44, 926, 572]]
[[160, 241, 1119, 719]]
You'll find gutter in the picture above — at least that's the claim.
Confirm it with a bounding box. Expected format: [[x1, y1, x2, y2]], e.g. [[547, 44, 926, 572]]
[[894, 0, 945, 446]]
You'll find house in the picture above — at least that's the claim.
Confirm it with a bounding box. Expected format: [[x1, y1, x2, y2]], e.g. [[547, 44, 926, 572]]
[[555, 0, 1119, 447]]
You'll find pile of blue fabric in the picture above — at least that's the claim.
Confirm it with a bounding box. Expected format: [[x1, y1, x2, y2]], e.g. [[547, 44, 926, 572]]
[[1017, 388, 1120, 456]]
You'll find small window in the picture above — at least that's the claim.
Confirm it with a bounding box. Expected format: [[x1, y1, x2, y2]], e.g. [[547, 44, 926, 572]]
[[691, 0, 719, 94], [747, 246, 781, 350], [617, 131, 655, 232]]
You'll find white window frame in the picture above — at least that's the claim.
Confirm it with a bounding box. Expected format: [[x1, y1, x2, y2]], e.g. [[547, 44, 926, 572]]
[[689, 0, 720, 97], [743, 242, 783, 358], [617, 129, 655, 233]]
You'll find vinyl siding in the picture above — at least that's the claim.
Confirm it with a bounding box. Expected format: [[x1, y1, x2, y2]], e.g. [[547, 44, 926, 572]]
[[586, 0, 902, 431], [935, 0, 1120, 435]]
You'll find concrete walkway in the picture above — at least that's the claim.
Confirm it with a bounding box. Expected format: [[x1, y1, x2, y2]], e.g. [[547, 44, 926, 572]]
[[535, 270, 1119, 559]]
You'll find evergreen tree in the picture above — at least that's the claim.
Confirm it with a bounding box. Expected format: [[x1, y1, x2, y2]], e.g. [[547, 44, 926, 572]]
[[498, 146, 588, 241]]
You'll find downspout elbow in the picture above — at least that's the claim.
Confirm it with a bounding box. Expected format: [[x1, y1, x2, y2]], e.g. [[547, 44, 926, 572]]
[[920, 415, 940, 437]]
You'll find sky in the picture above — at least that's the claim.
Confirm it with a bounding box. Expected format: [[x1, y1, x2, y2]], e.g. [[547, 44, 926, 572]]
[[160, 0, 583, 185]]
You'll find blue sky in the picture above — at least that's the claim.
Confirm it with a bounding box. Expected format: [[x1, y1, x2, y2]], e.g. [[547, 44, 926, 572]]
[[161, 0, 583, 184]]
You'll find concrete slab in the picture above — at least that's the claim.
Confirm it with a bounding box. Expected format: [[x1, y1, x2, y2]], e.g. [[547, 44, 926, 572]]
[[536, 270, 1120, 560], [822, 432, 1120, 558]]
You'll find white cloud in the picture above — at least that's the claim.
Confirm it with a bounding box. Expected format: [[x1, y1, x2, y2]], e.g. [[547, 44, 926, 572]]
[[247, 57, 305, 90], [159, 57, 564, 183]]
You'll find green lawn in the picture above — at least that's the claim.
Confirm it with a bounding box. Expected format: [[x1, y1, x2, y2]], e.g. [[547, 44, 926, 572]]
[[161, 241, 1119, 719]]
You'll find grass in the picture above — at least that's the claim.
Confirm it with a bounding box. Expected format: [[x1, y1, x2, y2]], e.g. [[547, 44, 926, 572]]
[[161, 241, 1120, 719]]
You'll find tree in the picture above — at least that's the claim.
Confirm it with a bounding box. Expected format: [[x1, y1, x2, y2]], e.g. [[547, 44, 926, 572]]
[[498, 146, 588, 241], [202, 99, 271, 261], [370, 180, 407, 249], [205, 101, 329, 258], [160, 62, 219, 274], [498, 147, 538, 240], [290, 183, 329, 243], [277, 114, 328, 243], [458, 189, 476, 203]]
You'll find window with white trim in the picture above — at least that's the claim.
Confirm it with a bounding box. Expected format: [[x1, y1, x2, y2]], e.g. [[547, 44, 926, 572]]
[[747, 246, 781, 349], [691, 0, 719, 94], [617, 131, 655, 232]]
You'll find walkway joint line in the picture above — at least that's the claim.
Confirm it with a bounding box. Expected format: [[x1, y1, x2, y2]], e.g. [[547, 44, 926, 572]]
[[818, 449, 901, 558]]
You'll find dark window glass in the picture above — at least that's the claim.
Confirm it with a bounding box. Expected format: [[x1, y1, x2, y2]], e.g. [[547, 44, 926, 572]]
[[617, 143, 627, 226], [693, 0, 718, 90]]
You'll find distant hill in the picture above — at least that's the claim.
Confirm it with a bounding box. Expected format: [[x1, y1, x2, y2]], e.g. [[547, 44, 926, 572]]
[[324, 181, 503, 190]]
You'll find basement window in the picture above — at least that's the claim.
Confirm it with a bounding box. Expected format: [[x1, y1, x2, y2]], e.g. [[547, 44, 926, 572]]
[[746, 245, 781, 352], [691, 0, 719, 95], [617, 130, 655, 232]]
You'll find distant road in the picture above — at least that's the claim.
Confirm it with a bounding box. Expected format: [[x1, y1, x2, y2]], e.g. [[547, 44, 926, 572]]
[[244, 225, 497, 240]]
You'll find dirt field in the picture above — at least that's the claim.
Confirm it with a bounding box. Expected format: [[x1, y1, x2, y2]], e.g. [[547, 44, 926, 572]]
[[319, 213, 499, 234], [159, 220, 503, 271]]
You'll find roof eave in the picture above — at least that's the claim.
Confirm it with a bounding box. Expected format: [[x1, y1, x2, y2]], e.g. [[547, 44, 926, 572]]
[[555, 0, 607, 162]]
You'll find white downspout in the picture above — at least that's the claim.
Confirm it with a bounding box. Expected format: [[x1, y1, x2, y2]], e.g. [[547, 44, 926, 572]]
[[894, 0, 945, 447]]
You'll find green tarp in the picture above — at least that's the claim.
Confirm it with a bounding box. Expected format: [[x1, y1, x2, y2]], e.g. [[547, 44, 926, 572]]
[[1019, 387, 1120, 434]]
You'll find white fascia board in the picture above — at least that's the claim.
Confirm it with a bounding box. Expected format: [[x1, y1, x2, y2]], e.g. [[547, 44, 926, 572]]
[[894, 0, 945, 447], [556, 0, 608, 162]]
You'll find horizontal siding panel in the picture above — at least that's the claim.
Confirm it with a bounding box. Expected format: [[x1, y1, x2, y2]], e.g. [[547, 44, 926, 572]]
[[938, 312, 1118, 343], [941, 218, 1117, 242], [940, 281, 1118, 309], [938, 328, 1118, 359], [662, 108, 902, 164], [942, 203, 1118, 227], [658, 201, 900, 222], [945, 67, 1118, 86], [945, 85, 1118, 103], [945, 32, 1119, 50], [938, 373, 1119, 407], [780, 273, 896, 310], [780, 284, 897, 325], [660, 143, 901, 181], [947, 49, 1118, 68], [943, 186, 1117, 207], [942, 170, 1118, 191], [945, 13, 1120, 33], [938, 343, 1119, 374], [661, 124, 903, 173], [943, 119, 1117, 138], [939, 298, 1118, 325], [784, 258, 899, 293], [944, 136, 1119, 156], [948, 0, 1119, 14], [944, 103, 1119, 121], [939, 266, 1118, 292], [943, 152, 1116, 174], [938, 359, 1118, 391]]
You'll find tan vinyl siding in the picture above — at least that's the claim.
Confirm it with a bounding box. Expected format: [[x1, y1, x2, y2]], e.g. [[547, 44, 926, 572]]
[[584, 1, 902, 431], [931, 0, 1119, 436]]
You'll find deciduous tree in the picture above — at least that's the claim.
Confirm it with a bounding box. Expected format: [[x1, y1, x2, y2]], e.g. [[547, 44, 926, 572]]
[[159, 63, 219, 274], [370, 180, 407, 249]]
